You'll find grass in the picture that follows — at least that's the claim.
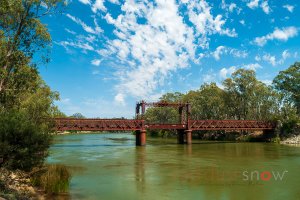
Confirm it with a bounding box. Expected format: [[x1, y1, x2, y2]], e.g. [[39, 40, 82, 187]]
[[31, 164, 71, 194]]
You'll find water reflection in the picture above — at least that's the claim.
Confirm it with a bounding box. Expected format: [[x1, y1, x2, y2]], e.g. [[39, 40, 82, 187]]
[[47, 134, 300, 200], [135, 147, 146, 196]]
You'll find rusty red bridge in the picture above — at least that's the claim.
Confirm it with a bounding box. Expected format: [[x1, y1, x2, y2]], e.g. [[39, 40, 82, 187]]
[[54, 101, 276, 146]]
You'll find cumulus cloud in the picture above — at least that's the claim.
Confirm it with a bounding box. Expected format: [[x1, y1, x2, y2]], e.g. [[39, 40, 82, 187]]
[[91, 59, 102, 66], [261, 1, 271, 14], [244, 63, 261, 71], [61, 0, 242, 103], [114, 93, 125, 105], [247, 0, 271, 14], [101, 0, 236, 101], [253, 26, 298, 46], [256, 50, 291, 66], [283, 4, 294, 13], [219, 66, 236, 79], [247, 0, 259, 9], [212, 46, 248, 60]]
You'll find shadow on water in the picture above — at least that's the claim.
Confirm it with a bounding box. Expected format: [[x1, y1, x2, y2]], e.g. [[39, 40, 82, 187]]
[[52, 144, 134, 147]]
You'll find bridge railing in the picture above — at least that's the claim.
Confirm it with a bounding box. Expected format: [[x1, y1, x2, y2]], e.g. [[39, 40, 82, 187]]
[[54, 118, 144, 131], [189, 120, 276, 130]]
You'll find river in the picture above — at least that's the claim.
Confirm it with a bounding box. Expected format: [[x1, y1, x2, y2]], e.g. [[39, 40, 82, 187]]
[[47, 133, 300, 200]]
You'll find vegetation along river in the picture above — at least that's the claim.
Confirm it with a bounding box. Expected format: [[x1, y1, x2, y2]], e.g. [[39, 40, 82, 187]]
[[47, 133, 300, 200]]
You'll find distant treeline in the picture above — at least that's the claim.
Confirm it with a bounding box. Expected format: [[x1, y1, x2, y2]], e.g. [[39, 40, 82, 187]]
[[144, 63, 300, 130]]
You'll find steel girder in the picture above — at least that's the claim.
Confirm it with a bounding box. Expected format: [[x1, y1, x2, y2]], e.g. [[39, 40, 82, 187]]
[[54, 118, 144, 131], [189, 120, 276, 131]]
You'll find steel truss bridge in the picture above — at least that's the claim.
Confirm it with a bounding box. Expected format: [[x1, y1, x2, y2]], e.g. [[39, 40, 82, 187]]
[[54, 101, 276, 146]]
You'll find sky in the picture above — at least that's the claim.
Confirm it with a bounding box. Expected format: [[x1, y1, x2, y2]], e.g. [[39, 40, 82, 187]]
[[39, 0, 300, 118]]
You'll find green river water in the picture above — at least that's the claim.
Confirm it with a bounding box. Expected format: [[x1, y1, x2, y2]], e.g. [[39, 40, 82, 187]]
[[47, 133, 300, 200]]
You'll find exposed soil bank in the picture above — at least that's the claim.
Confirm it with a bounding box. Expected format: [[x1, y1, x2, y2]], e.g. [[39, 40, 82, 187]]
[[0, 168, 44, 200]]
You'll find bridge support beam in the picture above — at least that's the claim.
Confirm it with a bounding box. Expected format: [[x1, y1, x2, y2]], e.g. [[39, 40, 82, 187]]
[[185, 130, 192, 145], [177, 129, 185, 144], [136, 129, 146, 146]]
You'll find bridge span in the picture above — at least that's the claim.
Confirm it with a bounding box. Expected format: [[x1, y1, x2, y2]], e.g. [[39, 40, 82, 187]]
[[54, 101, 276, 146]]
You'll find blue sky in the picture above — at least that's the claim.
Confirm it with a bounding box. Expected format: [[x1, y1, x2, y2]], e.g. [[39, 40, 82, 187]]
[[39, 0, 300, 118]]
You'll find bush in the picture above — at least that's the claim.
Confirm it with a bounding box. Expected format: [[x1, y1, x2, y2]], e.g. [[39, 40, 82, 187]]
[[31, 164, 71, 194], [0, 110, 52, 171]]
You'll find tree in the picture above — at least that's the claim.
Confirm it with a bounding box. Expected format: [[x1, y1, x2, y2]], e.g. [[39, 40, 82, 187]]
[[222, 69, 280, 120], [70, 113, 86, 119], [183, 83, 226, 119], [0, 0, 66, 170], [273, 62, 300, 115], [0, 0, 65, 106]]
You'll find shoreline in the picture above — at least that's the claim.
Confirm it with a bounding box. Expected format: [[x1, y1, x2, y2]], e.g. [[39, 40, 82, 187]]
[[0, 168, 45, 200]]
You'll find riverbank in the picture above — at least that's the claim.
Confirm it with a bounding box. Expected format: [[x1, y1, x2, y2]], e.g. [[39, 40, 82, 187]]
[[0, 168, 44, 200], [281, 135, 300, 145]]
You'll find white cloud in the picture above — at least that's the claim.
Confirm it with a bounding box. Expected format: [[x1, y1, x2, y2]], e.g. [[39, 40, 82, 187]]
[[262, 54, 276, 66], [247, 0, 259, 9], [256, 50, 291, 66], [221, 0, 239, 13], [283, 4, 294, 13], [187, 0, 237, 47], [202, 71, 217, 83], [66, 14, 102, 35], [100, 0, 235, 101], [213, 46, 226, 60], [253, 26, 298, 46], [57, 41, 94, 51], [228, 3, 237, 12], [239, 20, 245, 25], [79, 0, 91, 5], [219, 66, 236, 79], [261, 1, 271, 14], [212, 46, 248, 60], [114, 93, 125, 106], [247, 0, 272, 14], [282, 50, 291, 60], [92, 0, 106, 12], [91, 59, 102, 66], [65, 28, 76, 35], [244, 63, 261, 71], [61, 0, 242, 103], [261, 79, 272, 86]]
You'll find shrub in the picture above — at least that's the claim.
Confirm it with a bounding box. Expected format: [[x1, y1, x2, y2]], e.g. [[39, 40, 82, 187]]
[[0, 110, 52, 171]]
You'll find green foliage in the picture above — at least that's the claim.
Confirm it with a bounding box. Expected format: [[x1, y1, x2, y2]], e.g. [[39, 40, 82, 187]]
[[273, 62, 300, 114], [0, 0, 66, 171], [0, 0, 66, 101], [223, 69, 280, 120], [184, 83, 226, 119], [0, 110, 52, 171], [144, 65, 299, 136], [31, 164, 71, 194]]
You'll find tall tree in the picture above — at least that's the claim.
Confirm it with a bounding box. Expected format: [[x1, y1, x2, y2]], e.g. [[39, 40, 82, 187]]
[[0, 0, 66, 170], [273, 62, 300, 115], [184, 83, 226, 119], [0, 0, 65, 106]]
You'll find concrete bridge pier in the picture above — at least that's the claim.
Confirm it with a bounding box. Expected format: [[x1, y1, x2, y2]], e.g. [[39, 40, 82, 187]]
[[185, 130, 192, 145], [136, 129, 146, 146], [177, 129, 185, 144]]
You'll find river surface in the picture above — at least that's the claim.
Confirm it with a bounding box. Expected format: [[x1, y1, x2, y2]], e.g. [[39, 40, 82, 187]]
[[47, 133, 300, 200]]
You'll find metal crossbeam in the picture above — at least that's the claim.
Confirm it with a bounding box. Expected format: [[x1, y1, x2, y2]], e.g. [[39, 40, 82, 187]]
[[189, 120, 276, 130], [54, 118, 144, 131], [54, 118, 275, 131]]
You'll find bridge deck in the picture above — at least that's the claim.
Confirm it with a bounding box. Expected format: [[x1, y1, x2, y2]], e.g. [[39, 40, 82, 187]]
[[54, 118, 276, 131]]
